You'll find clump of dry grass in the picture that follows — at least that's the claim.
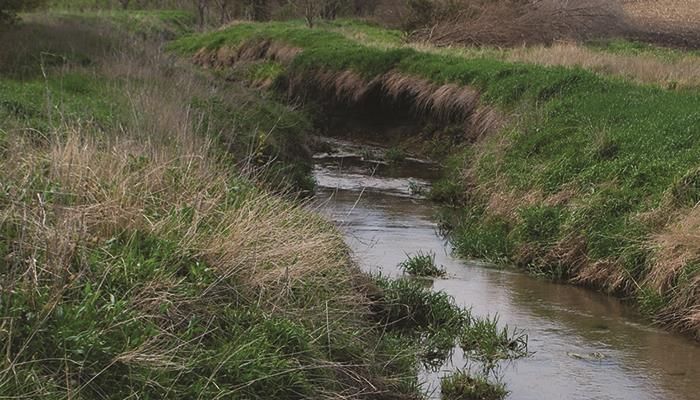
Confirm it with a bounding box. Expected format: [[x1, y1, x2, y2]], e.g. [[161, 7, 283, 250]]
[[647, 206, 700, 336]]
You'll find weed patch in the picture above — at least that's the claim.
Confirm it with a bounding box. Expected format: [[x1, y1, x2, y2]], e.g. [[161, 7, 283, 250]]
[[399, 251, 446, 277], [385, 146, 407, 163], [460, 316, 528, 365]]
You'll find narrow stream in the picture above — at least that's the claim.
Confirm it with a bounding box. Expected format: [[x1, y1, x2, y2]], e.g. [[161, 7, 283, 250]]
[[311, 139, 700, 400]]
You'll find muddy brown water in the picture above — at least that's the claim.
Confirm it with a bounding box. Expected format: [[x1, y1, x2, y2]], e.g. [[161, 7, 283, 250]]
[[311, 139, 700, 400]]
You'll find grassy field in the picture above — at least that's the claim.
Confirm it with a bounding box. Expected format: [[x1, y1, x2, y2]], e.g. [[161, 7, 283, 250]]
[[0, 10, 532, 399], [171, 19, 700, 338]]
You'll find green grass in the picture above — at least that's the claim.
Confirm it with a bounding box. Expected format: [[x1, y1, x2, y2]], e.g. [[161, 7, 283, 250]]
[[0, 73, 121, 133], [399, 251, 446, 277], [321, 18, 406, 47], [587, 38, 700, 61], [460, 315, 528, 364]]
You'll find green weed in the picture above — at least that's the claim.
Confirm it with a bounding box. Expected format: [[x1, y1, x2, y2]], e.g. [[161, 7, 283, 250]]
[[514, 205, 564, 245], [460, 315, 529, 364], [453, 212, 513, 263], [399, 251, 446, 277], [374, 276, 469, 332], [637, 286, 667, 317], [385, 146, 407, 163]]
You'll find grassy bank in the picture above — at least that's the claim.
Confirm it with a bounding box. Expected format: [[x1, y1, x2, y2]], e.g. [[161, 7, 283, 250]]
[[171, 20, 700, 337], [0, 14, 417, 399]]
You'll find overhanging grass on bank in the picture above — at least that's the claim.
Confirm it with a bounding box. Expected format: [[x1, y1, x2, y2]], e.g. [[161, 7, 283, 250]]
[[172, 21, 700, 336]]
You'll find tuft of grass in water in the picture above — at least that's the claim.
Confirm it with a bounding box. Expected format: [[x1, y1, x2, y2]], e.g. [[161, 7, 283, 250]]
[[374, 277, 529, 372], [385, 146, 407, 163], [374, 276, 469, 332], [441, 370, 508, 400], [408, 180, 427, 197], [373, 276, 469, 367], [399, 251, 446, 277], [460, 315, 529, 364]]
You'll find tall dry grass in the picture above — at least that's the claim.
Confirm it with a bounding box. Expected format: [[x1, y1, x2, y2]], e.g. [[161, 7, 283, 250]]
[[647, 206, 700, 335], [1, 33, 343, 301], [506, 41, 700, 88]]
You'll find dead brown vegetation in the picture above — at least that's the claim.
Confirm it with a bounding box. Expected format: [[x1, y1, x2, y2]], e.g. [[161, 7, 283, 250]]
[[405, 0, 630, 47], [300, 69, 504, 141], [623, 0, 700, 27], [647, 207, 700, 336], [621, 0, 700, 48], [506, 42, 700, 89]]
